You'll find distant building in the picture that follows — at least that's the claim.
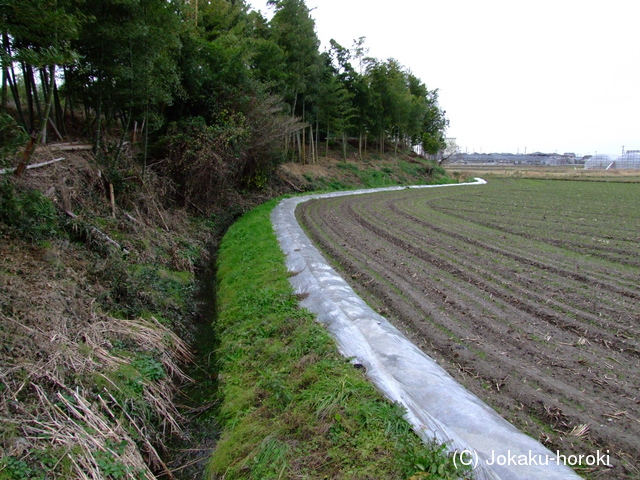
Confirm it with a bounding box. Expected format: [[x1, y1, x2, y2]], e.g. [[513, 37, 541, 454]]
[[584, 150, 640, 170], [449, 152, 583, 166]]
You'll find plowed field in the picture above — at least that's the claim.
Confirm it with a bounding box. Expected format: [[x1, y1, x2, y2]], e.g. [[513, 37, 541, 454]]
[[297, 178, 640, 479]]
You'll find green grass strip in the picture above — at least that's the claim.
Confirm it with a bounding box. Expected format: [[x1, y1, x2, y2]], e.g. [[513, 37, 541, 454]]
[[209, 198, 470, 479]]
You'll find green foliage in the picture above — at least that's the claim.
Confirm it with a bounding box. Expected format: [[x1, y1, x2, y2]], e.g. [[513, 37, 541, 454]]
[[406, 442, 472, 479], [0, 0, 82, 67], [359, 168, 394, 188], [0, 456, 37, 480], [422, 133, 446, 155], [160, 115, 247, 206], [93, 258, 194, 322], [268, 0, 323, 117], [132, 355, 166, 382], [336, 162, 359, 173], [0, 113, 27, 167], [95, 451, 126, 479], [93, 441, 142, 480], [0, 449, 66, 480], [71, 0, 181, 115], [161, 91, 291, 208], [248, 437, 289, 479], [0, 179, 59, 241]]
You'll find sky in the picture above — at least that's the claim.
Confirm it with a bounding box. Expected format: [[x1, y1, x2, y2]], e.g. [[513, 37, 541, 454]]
[[248, 0, 640, 157]]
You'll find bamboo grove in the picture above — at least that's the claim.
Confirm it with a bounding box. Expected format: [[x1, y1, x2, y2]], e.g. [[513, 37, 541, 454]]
[[1, 0, 448, 195]]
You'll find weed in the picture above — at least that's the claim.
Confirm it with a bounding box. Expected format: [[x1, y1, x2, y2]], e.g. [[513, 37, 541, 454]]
[[405, 441, 473, 479], [94, 441, 133, 479], [0, 179, 59, 241], [359, 168, 394, 188], [132, 355, 166, 381], [0, 113, 27, 167], [0, 456, 38, 480], [249, 436, 289, 479], [337, 162, 360, 173]]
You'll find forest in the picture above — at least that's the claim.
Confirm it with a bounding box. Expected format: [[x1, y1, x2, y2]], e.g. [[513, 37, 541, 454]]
[[1, 0, 448, 205]]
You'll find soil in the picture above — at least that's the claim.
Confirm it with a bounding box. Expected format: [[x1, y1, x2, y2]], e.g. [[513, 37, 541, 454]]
[[297, 179, 640, 479]]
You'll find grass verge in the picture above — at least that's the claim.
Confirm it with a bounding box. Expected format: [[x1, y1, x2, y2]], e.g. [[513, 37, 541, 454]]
[[209, 198, 471, 479]]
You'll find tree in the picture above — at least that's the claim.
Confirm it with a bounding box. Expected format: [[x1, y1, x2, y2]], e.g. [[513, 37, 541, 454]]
[[68, 0, 180, 155], [0, 0, 83, 175], [267, 0, 322, 120], [318, 67, 354, 160], [438, 138, 460, 164]]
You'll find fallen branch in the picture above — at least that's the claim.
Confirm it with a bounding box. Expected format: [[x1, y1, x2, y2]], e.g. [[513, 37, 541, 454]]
[[0, 157, 65, 175], [50, 143, 93, 152], [123, 211, 146, 227], [282, 176, 303, 192], [48, 118, 64, 141], [65, 211, 130, 255], [109, 182, 116, 219]]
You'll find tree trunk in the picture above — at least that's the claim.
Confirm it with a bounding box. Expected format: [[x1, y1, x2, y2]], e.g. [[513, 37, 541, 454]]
[[1, 34, 8, 111], [63, 67, 76, 130], [94, 45, 105, 154], [342, 131, 347, 162], [15, 65, 56, 177], [142, 104, 149, 175], [31, 66, 42, 123], [53, 76, 65, 137], [394, 128, 399, 155], [325, 124, 329, 157], [364, 133, 367, 158], [309, 124, 314, 164], [302, 125, 306, 164], [22, 63, 35, 131], [6, 56, 26, 129], [39, 67, 50, 144], [1, 56, 6, 110]]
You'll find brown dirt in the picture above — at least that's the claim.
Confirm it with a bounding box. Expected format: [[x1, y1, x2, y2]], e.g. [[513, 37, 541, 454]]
[[446, 164, 640, 182], [297, 181, 640, 479]]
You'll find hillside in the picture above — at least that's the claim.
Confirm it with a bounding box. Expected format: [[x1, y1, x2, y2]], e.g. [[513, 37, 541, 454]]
[[0, 145, 457, 479]]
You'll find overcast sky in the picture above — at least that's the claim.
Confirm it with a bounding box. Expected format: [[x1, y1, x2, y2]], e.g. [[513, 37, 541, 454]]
[[248, 0, 639, 156]]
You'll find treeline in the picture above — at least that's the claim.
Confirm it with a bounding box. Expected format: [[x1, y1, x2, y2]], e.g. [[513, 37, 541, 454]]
[[1, 0, 448, 203]]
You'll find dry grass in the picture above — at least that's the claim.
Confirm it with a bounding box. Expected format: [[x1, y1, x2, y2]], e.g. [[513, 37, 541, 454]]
[[0, 278, 193, 479], [0, 146, 202, 479]]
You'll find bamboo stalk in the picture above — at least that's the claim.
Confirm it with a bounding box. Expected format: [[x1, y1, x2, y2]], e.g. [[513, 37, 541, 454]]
[[48, 118, 64, 141], [15, 65, 56, 177], [109, 182, 116, 218]]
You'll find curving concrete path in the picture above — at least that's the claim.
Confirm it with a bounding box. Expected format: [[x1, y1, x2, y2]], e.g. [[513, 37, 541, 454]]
[[271, 179, 582, 480]]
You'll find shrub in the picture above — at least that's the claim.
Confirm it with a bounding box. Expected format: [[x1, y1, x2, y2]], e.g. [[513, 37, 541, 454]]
[[0, 179, 59, 241], [0, 113, 27, 168]]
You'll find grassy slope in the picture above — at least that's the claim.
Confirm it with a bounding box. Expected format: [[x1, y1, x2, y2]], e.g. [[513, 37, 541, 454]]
[[278, 153, 460, 192], [209, 199, 469, 479]]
